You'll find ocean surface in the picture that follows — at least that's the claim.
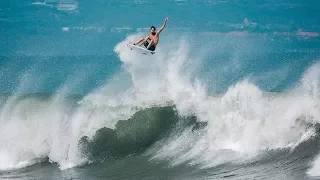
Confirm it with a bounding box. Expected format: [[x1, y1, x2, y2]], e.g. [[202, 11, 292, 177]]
[[1, 0, 320, 179]]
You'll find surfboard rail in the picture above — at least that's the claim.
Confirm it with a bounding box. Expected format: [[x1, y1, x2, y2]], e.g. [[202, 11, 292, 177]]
[[125, 43, 155, 55]]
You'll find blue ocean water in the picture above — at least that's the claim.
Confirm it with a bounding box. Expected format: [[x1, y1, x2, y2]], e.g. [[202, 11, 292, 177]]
[[2, 0, 319, 94], [0, 0, 320, 179]]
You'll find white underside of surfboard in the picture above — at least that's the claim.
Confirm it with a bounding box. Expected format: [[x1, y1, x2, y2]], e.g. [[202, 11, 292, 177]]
[[125, 44, 155, 55]]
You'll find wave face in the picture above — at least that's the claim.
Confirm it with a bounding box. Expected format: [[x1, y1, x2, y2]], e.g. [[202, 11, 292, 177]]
[[1, 0, 320, 179]]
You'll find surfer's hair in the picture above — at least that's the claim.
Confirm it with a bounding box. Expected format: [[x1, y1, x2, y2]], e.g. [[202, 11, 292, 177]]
[[150, 26, 156, 30]]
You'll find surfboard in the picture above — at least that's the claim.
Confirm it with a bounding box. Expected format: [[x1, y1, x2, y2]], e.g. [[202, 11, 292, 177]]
[[125, 43, 155, 55]]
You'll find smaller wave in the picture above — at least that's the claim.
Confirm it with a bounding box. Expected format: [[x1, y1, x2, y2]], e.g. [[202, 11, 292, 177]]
[[31, 2, 45, 6], [32, 0, 78, 13]]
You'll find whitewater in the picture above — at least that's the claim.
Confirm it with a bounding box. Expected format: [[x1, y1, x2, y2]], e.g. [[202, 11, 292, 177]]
[[1, 0, 320, 179], [0, 32, 319, 179]]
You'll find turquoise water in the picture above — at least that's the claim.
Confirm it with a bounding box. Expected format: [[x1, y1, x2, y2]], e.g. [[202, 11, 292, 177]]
[[2, 0, 319, 94], [1, 0, 320, 179]]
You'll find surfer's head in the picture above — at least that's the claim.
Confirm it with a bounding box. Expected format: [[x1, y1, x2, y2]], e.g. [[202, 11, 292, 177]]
[[150, 26, 156, 35]]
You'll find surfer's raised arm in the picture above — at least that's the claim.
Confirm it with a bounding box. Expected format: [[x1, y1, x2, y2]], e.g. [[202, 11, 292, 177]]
[[156, 17, 169, 36]]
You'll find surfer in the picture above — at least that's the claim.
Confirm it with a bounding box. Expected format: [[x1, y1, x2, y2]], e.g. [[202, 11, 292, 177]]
[[133, 17, 169, 51]]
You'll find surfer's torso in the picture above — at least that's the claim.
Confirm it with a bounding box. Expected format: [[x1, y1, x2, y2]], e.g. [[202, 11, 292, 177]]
[[148, 34, 159, 47]]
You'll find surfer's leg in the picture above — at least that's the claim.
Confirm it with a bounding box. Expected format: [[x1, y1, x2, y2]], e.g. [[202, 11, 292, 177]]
[[143, 41, 149, 48], [148, 45, 156, 51], [134, 38, 144, 46]]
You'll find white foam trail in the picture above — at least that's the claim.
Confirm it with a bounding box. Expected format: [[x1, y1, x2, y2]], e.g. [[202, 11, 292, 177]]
[[142, 39, 320, 168], [302, 62, 320, 178], [308, 155, 320, 177], [148, 77, 318, 168], [300, 62, 320, 102], [0, 64, 104, 170]]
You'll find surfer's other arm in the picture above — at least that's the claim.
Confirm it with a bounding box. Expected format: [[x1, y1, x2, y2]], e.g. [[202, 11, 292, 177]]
[[156, 17, 169, 36]]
